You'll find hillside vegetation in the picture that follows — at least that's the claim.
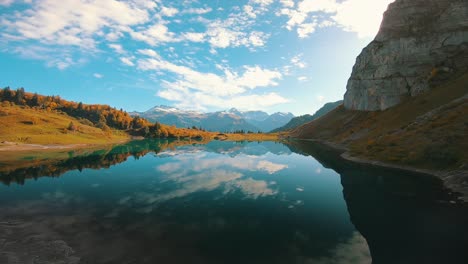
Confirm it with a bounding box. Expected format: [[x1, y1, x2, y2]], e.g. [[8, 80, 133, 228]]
[[0, 88, 219, 144], [0, 104, 129, 145], [291, 72, 468, 170], [0, 88, 278, 146]]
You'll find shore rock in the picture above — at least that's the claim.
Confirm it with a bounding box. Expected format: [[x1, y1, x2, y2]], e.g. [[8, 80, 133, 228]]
[[344, 0, 468, 111]]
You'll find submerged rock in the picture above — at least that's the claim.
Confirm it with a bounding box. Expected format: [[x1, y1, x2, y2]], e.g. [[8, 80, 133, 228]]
[[344, 0, 468, 111]]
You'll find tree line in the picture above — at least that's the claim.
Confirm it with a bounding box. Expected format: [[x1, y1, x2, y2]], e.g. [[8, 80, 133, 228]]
[[0, 87, 210, 139]]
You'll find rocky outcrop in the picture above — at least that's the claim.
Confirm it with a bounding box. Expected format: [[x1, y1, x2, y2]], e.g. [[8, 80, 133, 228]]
[[344, 0, 468, 111]]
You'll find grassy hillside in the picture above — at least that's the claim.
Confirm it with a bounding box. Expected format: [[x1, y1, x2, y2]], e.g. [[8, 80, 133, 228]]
[[291, 72, 468, 170], [272, 100, 342, 132], [0, 104, 129, 145], [0, 88, 222, 144]]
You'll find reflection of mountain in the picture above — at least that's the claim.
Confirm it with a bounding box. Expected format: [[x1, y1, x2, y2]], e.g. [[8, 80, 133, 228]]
[[199, 140, 292, 157], [0, 140, 291, 185], [288, 141, 468, 264], [0, 140, 202, 185]]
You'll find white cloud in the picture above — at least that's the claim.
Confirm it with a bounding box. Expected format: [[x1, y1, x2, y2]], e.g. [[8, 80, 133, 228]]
[[298, 76, 308, 81], [183, 32, 205, 42], [244, 5, 257, 18], [248, 32, 267, 47], [136, 53, 287, 110], [280, 0, 294, 8], [279, 0, 394, 38], [105, 30, 123, 41], [1, 0, 276, 71], [291, 55, 307, 68], [0, 0, 14, 6], [205, 25, 269, 49], [297, 22, 317, 38], [130, 24, 177, 45], [235, 66, 282, 89], [333, 0, 393, 38], [252, 0, 274, 6], [183, 7, 212, 15], [120, 57, 134, 66], [53, 58, 75, 70], [93, 73, 103, 78], [108, 43, 125, 54], [160, 6, 178, 17], [3, 0, 153, 49], [299, 0, 339, 13], [137, 49, 160, 58]]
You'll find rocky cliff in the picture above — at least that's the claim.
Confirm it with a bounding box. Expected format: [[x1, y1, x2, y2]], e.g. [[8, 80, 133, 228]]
[[344, 0, 468, 111]]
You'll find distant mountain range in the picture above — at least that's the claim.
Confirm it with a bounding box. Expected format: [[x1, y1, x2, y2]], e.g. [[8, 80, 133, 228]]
[[130, 106, 294, 132], [271, 100, 343, 133]]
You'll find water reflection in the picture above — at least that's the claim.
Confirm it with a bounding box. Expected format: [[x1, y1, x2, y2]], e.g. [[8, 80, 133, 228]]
[[0, 140, 466, 263], [289, 140, 468, 264], [1, 140, 360, 263]]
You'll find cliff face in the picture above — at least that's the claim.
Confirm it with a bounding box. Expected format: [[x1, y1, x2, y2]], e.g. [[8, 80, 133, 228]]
[[344, 0, 468, 111]]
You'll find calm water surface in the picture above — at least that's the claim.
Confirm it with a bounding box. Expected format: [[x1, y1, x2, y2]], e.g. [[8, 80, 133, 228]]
[[0, 140, 467, 264]]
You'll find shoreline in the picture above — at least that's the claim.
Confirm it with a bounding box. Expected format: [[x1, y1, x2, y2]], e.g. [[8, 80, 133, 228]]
[[0, 134, 279, 152], [0, 140, 131, 152], [3, 137, 466, 201], [293, 138, 468, 202]]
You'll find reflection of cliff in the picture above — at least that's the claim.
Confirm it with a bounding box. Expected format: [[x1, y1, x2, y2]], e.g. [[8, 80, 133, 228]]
[[0, 139, 205, 185], [288, 140, 468, 264]]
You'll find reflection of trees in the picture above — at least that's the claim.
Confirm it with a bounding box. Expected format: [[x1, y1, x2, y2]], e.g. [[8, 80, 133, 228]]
[[287, 140, 468, 264], [0, 139, 205, 185]]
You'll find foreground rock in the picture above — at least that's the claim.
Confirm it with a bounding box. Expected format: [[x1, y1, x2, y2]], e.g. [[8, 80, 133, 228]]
[[344, 0, 468, 111]]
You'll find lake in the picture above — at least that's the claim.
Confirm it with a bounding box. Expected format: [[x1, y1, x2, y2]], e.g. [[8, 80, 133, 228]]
[[1, 140, 467, 264]]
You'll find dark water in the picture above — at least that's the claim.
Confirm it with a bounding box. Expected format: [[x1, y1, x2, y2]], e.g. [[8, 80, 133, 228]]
[[0, 140, 467, 264]]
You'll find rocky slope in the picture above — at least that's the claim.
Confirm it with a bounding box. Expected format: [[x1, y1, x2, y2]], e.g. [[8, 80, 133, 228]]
[[272, 100, 342, 133], [248, 112, 295, 132], [344, 0, 468, 111]]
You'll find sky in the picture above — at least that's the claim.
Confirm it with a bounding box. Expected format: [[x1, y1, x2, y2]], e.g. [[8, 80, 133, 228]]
[[0, 0, 394, 115]]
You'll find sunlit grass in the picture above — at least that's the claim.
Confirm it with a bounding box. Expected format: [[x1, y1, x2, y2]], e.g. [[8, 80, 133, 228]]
[[0, 105, 129, 145]]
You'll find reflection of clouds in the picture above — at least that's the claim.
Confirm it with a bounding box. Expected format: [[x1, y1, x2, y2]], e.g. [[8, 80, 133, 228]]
[[224, 178, 277, 198], [128, 153, 287, 210], [156, 154, 285, 201], [42, 191, 83, 204], [257, 160, 288, 174], [156, 148, 205, 157], [302, 232, 371, 264], [158, 154, 287, 176], [141, 170, 245, 204]]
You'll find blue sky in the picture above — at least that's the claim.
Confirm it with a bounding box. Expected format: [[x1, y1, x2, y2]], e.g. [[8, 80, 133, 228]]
[[0, 0, 393, 115]]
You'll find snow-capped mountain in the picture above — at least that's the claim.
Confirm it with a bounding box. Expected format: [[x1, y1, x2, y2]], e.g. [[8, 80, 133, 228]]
[[131, 106, 294, 132]]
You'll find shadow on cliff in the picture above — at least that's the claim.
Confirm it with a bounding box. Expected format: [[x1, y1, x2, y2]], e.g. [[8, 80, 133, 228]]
[[287, 140, 468, 264]]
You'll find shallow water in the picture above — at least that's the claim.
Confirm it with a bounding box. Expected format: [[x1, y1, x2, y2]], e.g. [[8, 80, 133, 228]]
[[0, 140, 467, 264]]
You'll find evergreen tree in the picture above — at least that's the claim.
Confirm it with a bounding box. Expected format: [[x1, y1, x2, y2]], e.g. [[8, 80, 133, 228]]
[[31, 93, 39, 106]]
